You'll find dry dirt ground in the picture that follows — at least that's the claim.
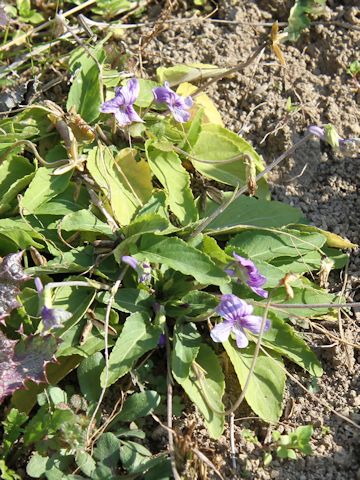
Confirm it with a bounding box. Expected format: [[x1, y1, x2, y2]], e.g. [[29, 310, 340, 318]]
[[124, 0, 360, 478]]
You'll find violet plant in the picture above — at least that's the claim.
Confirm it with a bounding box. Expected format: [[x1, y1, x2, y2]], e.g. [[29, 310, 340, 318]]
[[0, 25, 356, 480]]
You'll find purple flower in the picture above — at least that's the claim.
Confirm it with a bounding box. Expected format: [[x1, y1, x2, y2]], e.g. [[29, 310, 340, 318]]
[[308, 125, 326, 139], [152, 82, 193, 123], [34, 277, 44, 294], [211, 294, 270, 348], [121, 255, 151, 284], [226, 252, 268, 298], [309, 124, 343, 149], [40, 306, 72, 331], [158, 333, 166, 347], [0, 6, 8, 27], [35, 277, 72, 331], [100, 78, 143, 126]]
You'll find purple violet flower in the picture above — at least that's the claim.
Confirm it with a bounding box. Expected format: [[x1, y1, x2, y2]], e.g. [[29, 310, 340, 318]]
[[100, 78, 143, 126], [34, 277, 44, 294], [121, 255, 151, 284], [35, 277, 72, 331], [0, 6, 8, 27], [40, 306, 72, 331], [211, 294, 270, 348], [152, 82, 193, 123], [225, 252, 268, 298], [158, 333, 166, 347]]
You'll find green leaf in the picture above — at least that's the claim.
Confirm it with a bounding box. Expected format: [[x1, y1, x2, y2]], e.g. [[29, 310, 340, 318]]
[[26, 246, 95, 276], [112, 391, 161, 423], [167, 291, 218, 319], [97, 288, 153, 314], [261, 313, 323, 376], [0, 155, 34, 215], [33, 183, 89, 216], [203, 195, 305, 234], [190, 123, 267, 191], [124, 213, 169, 238], [287, 0, 326, 41], [172, 322, 201, 380], [20, 167, 73, 214], [87, 146, 144, 225], [67, 47, 105, 123], [77, 352, 105, 403], [94, 432, 120, 469], [223, 341, 285, 423], [1, 408, 28, 458], [26, 453, 48, 478], [202, 235, 232, 265], [60, 209, 113, 236], [227, 228, 326, 262], [134, 233, 228, 286], [270, 284, 336, 317], [75, 451, 96, 477], [146, 142, 198, 225], [119, 440, 151, 473], [0, 218, 44, 250], [264, 452, 273, 466], [0, 460, 21, 480], [156, 63, 229, 86], [101, 312, 161, 388], [52, 281, 96, 345], [135, 79, 160, 107], [174, 343, 225, 439]]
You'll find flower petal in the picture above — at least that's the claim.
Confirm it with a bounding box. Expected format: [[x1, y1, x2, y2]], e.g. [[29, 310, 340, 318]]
[[153, 83, 175, 104], [308, 125, 325, 139], [242, 315, 270, 334], [120, 78, 140, 105], [250, 286, 268, 298], [100, 96, 123, 113], [41, 306, 72, 330], [170, 105, 191, 123], [34, 277, 44, 294], [210, 321, 233, 343], [113, 108, 131, 126], [125, 105, 143, 124], [216, 294, 250, 323], [122, 255, 139, 270], [232, 324, 249, 348]]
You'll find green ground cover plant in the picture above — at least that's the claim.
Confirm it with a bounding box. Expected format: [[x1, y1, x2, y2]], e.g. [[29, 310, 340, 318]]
[[0, 1, 358, 478]]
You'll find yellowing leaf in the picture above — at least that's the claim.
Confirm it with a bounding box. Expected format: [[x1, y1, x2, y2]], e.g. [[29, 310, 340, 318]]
[[115, 148, 153, 204], [289, 224, 358, 249], [177, 82, 223, 126], [156, 63, 229, 86]]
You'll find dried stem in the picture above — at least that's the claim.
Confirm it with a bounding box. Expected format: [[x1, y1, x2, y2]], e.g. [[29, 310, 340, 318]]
[[86, 267, 128, 447], [166, 327, 181, 480]]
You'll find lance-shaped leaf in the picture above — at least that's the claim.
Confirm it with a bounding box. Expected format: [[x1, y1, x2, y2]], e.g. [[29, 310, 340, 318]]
[[0, 332, 58, 404], [174, 343, 225, 439], [223, 340, 285, 423], [146, 142, 198, 226], [101, 312, 161, 388]]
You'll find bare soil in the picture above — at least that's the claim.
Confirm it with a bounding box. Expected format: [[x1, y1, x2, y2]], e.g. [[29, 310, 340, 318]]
[[126, 1, 360, 478]]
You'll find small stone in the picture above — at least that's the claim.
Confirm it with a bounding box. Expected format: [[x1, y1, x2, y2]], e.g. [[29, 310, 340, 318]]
[[334, 451, 349, 467], [270, 471, 280, 479]]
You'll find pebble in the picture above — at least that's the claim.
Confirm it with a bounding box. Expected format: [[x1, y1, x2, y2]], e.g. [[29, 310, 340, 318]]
[[270, 471, 280, 479]]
